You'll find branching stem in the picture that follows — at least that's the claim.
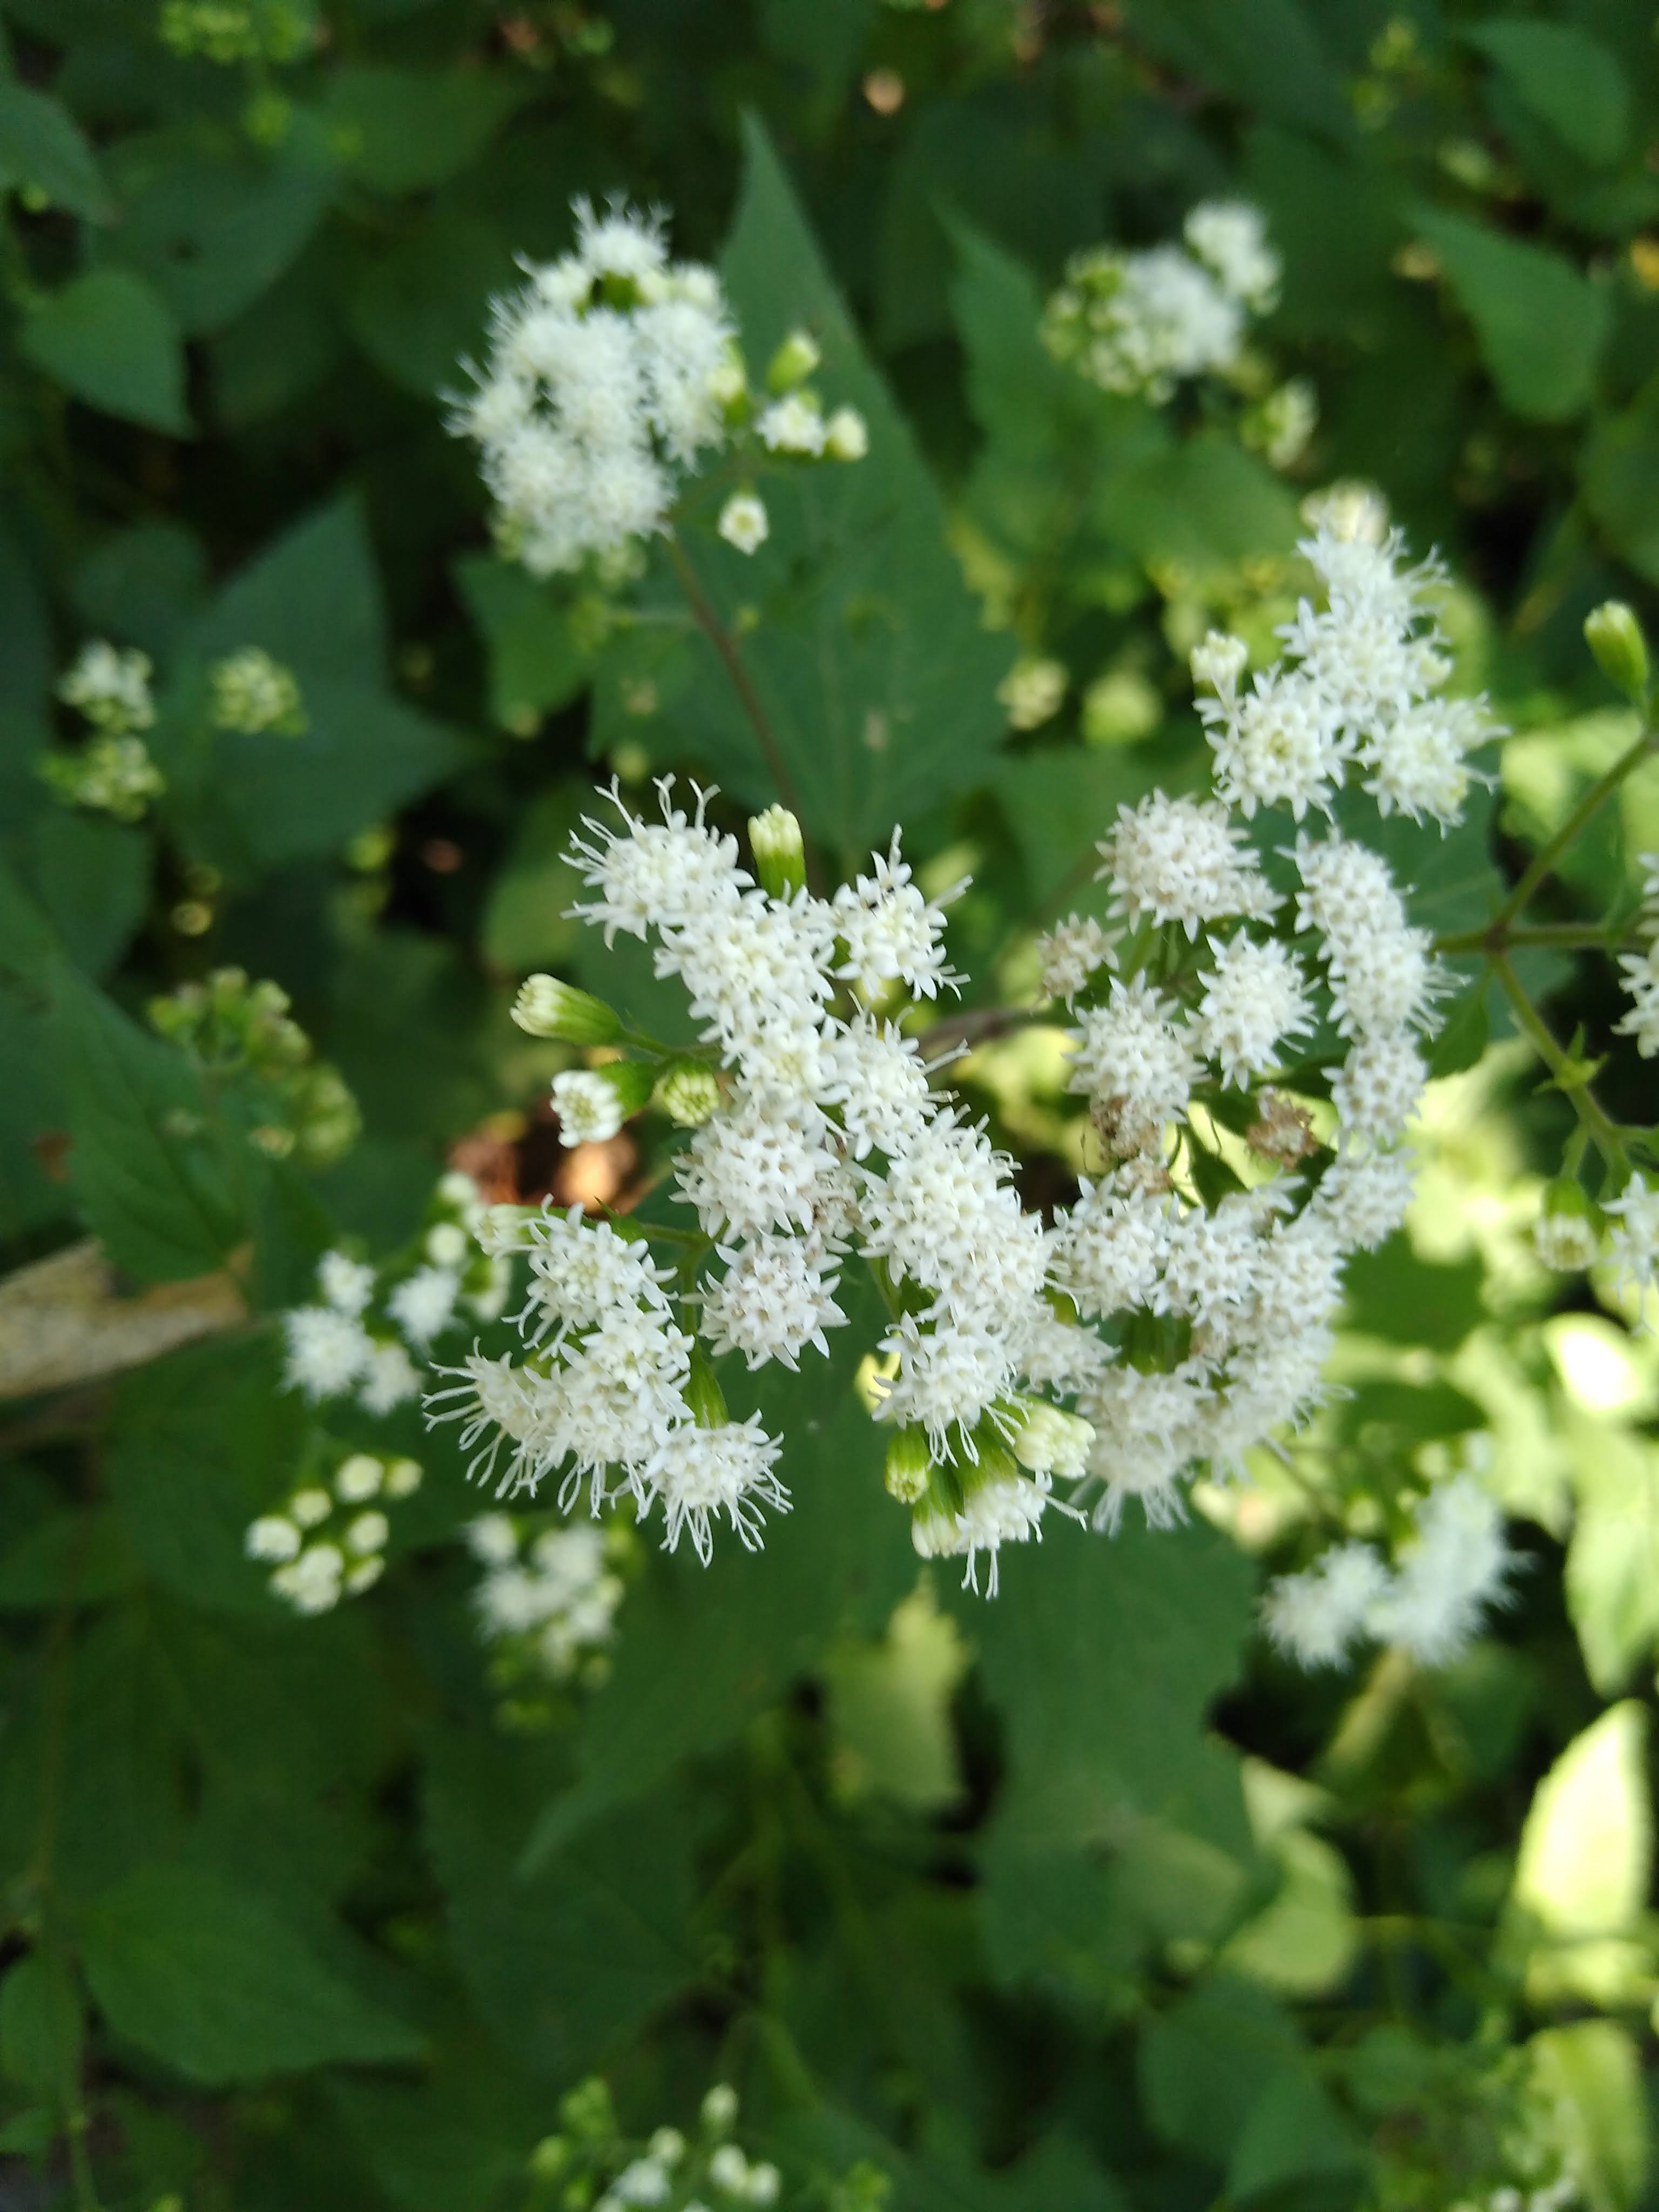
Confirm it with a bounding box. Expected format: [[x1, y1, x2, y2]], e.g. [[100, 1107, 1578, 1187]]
[[1493, 721, 1655, 928], [1492, 953, 1626, 1168]]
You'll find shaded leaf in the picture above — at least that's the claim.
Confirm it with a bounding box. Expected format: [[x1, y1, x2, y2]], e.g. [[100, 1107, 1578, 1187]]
[[21, 270, 190, 436]]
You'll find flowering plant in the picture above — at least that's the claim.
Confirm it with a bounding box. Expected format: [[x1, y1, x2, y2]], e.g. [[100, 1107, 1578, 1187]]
[[6, 16, 1659, 2212]]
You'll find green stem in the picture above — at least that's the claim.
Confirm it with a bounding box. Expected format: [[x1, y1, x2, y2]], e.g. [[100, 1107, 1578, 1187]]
[[1492, 954, 1625, 1166], [664, 535, 813, 848], [1431, 920, 1639, 958], [1493, 722, 1656, 928]]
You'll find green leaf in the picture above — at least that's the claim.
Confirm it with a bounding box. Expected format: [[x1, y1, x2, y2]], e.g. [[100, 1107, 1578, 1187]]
[[27, 810, 151, 980], [104, 1334, 308, 1613], [51, 960, 247, 1282], [1565, 1428, 1659, 1692], [20, 269, 191, 436], [1584, 373, 1659, 586], [0, 81, 110, 219], [0, 1509, 140, 1611], [528, 1272, 914, 1858], [1467, 19, 1629, 168], [0, 1954, 83, 2102], [323, 65, 523, 195], [479, 782, 588, 975], [1340, 1242, 1486, 1352], [164, 495, 466, 868], [666, 113, 1010, 861], [1138, 1977, 1306, 2163], [1124, 0, 1351, 140], [1528, 2022, 1649, 2212], [425, 1732, 698, 2077], [100, 120, 334, 337], [343, 215, 516, 398], [1415, 210, 1608, 422], [969, 1516, 1255, 1847], [1512, 1702, 1650, 1946], [80, 1863, 421, 2085], [1110, 434, 1302, 579], [456, 554, 593, 736], [1227, 2063, 1365, 2202]]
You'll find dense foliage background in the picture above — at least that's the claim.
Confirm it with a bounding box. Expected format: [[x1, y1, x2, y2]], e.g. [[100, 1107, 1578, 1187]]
[[5, 1, 1659, 2206]]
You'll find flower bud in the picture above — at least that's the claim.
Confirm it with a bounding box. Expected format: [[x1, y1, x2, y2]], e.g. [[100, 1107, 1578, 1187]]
[[655, 1061, 722, 1127], [1190, 630, 1249, 695], [748, 805, 807, 900], [511, 974, 622, 1046], [824, 404, 868, 462], [1010, 1401, 1095, 1481], [766, 327, 821, 392], [1534, 1177, 1601, 1273], [1584, 601, 1650, 705], [701, 2083, 739, 2135], [527, 2136, 570, 2180], [718, 490, 769, 556], [883, 1426, 932, 1505], [685, 1353, 729, 1430]]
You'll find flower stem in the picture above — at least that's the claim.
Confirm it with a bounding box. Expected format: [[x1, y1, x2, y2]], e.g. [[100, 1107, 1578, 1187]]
[[665, 534, 812, 845], [1431, 920, 1638, 958], [1492, 953, 1626, 1166], [1493, 722, 1655, 928]]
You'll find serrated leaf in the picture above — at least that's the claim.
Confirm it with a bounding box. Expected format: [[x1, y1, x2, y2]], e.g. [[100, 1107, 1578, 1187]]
[[51, 960, 247, 1283], [425, 1731, 698, 2077], [81, 1863, 421, 2085], [527, 1271, 913, 1859], [104, 1334, 307, 1613], [662, 114, 1010, 862], [21, 269, 190, 436], [161, 496, 466, 868]]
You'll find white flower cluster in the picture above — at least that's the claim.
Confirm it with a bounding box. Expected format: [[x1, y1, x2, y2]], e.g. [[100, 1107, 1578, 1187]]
[[466, 1513, 623, 1683], [1262, 1474, 1516, 1670], [210, 645, 306, 736], [453, 200, 864, 578], [42, 639, 166, 822], [1193, 519, 1501, 828], [1615, 852, 1659, 1058], [1040, 200, 1279, 403], [246, 1451, 422, 1614], [57, 640, 155, 733], [544, 2080, 793, 2212], [280, 1172, 509, 1412]]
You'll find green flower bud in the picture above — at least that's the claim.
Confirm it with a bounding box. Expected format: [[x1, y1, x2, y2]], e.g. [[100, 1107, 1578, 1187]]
[[511, 975, 622, 1046], [884, 1427, 932, 1505], [766, 327, 821, 393], [655, 1061, 722, 1127], [1534, 1176, 1601, 1273], [684, 1353, 729, 1431], [527, 2136, 569, 2180], [1584, 601, 1650, 705], [701, 2082, 739, 2135], [748, 805, 807, 900], [1009, 1400, 1095, 1481], [824, 404, 868, 462]]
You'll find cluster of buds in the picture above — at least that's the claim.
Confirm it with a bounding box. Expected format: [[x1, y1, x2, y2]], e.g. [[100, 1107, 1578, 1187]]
[[522, 2076, 887, 2212], [208, 645, 308, 736], [149, 967, 360, 1168], [245, 1450, 423, 1615]]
